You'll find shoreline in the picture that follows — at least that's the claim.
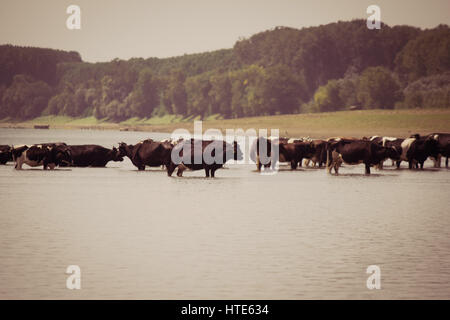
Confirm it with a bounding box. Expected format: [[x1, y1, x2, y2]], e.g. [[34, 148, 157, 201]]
[[1, 109, 449, 139]]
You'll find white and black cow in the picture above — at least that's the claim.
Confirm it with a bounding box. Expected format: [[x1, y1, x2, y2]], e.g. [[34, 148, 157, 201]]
[[13, 143, 72, 170], [326, 139, 398, 175], [399, 134, 439, 169], [369, 136, 403, 168], [427, 133, 450, 168]]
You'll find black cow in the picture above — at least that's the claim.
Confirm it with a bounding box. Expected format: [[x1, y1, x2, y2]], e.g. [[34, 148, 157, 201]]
[[64, 145, 123, 167], [303, 140, 327, 168], [428, 133, 450, 168], [0, 145, 12, 164], [278, 141, 315, 170], [249, 137, 281, 171], [404, 135, 439, 169], [167, 139, 243, 177], [119, 139, 173, 171], [13, 143, 72, 170], [369, 136, 403, 168], [327, 139, 398, 175]]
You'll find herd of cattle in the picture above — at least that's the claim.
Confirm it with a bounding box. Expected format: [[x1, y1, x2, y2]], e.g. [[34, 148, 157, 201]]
[[0, 132, 448, 176], [251, 133, 449, 174]]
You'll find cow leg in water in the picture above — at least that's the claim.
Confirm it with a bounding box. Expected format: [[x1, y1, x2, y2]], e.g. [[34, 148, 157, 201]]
[[396, 160, 401, 169], [365, 163, 371, 175], [205, 167, 210, 177], [333, 161, 340, 175], [290, 160, 297, 170], [408, 161, 413, 170], [176, 165, 186, 177], [304, 159, 310, 167], [15, 158, 23, 170], [256, 156, 262, 172], [420, 161, 424, 170], [446, 157, 449, 168], [257, 161, 262, 172], [167, 163, 176, 176], [433, 155, 441, 168], [326, 160, 334, 174], [334, 164, 339, 174], [211, 168, 217, 178]]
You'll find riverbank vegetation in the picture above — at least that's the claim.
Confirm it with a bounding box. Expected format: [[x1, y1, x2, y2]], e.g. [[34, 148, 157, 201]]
[[0, 20, 449, 122], [1, 109, 448, 139]]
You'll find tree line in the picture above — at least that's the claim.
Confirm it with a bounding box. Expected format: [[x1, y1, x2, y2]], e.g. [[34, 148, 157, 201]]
[[0, 20, 449, 121]]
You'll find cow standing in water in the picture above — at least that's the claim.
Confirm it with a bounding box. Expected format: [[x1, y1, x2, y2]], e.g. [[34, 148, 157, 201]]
[[167, 139, 243, 177], [0, 145, 12, 164], [278, 140, 315, 170], [13, 143, 72, 170], [64, 145, 123, 167], [369, 136, 403, 168], [427, 133, 450, 168], [303, 140, 327, 168], [249, 137, 285, 171], [118, 139, 173, 171], [399, 134, 439, 169], [326, 139, 398, 175]]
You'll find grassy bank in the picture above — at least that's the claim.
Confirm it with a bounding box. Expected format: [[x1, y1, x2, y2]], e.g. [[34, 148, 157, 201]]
[[0, 109, 449, 138]]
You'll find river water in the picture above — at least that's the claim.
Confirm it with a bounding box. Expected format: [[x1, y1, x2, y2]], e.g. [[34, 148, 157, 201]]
[[0, 128, 449, 299]]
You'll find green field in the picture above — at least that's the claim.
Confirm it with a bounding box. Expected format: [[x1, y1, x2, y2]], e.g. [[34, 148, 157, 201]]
[[1, 109, 449, 138]]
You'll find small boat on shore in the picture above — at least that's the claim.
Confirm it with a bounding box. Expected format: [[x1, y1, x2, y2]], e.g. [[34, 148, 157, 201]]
[[33, 124, 50, 129]]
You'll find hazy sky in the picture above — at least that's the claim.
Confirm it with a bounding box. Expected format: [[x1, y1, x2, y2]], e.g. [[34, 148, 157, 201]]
[[1, 0, 449, 62]]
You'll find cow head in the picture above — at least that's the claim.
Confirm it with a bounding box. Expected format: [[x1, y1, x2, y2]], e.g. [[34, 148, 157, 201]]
[[118, 142, 132, 158], [11, 145, 29, 160], [424, 136, 439, 158], [110, 147, 124, 162], [386, 146, 401, 161], [52, 145, 72, 166], [219, 141, 243, 163], [0, 146, 13, 162], [306, 141, 316, 155]]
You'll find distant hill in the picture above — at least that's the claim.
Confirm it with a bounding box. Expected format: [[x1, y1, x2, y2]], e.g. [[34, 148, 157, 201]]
[[0, 20, 449, 121]]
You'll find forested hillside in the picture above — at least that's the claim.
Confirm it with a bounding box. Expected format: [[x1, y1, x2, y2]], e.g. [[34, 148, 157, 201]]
[[0, 20, 449, 121]]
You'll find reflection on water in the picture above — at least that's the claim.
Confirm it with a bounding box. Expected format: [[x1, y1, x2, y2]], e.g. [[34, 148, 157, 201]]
[[0, 128, 449, 299]]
